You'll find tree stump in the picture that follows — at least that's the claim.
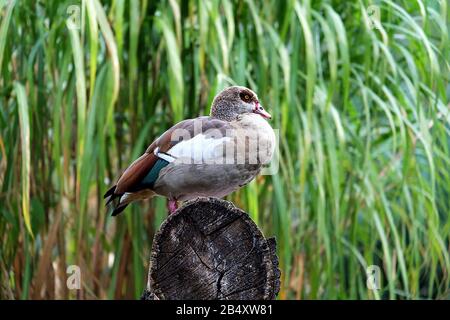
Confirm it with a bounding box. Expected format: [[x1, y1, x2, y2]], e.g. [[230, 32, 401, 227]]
[[142, 197, 280, 300]]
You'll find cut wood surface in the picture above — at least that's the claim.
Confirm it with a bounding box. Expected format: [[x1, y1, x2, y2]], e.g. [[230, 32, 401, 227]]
[[142, 197, 280, 300]]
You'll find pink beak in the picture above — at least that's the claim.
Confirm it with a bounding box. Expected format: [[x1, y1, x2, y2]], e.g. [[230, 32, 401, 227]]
[[253, 102, 271, 119]]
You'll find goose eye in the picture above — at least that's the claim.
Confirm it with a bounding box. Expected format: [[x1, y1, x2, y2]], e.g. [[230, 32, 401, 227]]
[[240, 93, 251, 102], [240, 92, 253, 102]]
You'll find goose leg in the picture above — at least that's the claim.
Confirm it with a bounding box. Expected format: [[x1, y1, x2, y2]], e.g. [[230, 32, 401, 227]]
[[167, 199, 178, 214]]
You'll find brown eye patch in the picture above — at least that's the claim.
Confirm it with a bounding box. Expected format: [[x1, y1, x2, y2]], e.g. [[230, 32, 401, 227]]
[[239, 91, 253, 103]]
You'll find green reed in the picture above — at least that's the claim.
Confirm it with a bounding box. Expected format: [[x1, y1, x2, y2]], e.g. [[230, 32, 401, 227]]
[[0, 0, 449, 299]]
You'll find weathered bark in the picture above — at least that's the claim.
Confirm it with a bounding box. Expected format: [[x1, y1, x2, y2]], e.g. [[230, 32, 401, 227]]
[[142, 197, 280, 300]]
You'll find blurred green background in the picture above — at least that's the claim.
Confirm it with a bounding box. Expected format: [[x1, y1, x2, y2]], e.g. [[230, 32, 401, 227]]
[[0, 0, 449, 299]]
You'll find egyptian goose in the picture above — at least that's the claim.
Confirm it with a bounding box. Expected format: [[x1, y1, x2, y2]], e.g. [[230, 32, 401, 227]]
[[104, 86, 275, 215]]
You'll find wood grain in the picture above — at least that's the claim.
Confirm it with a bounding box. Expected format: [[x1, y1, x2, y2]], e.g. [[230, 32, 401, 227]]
[[142, 197, 280, 300]]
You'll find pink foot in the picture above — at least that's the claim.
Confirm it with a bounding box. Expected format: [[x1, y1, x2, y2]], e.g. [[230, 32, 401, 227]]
[[167, 199, 178, 214]]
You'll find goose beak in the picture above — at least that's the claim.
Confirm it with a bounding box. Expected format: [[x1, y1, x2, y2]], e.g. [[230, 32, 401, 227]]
[[253, 102, 272, 119]]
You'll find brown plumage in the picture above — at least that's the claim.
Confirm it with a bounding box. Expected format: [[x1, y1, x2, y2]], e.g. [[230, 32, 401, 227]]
[[105, 86, 274, 215]]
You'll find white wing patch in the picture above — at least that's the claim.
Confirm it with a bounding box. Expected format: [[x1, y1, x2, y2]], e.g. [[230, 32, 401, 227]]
[[155, 134, 231, 164], [154, 147, 176, 162]]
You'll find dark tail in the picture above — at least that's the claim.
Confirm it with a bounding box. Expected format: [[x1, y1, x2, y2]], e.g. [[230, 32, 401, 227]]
[[104, 185, 116, 199], [111, 204, 129, 216], [104, 185, 128, 216]]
